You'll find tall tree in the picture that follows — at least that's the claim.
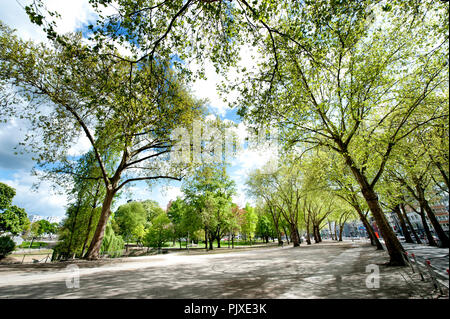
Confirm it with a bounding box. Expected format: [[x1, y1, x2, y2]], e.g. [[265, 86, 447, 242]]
[[182, 164, 236, 250], [233, 1, 448, 265], [0, 182, 28, 236], [0, 25, 204, 259]]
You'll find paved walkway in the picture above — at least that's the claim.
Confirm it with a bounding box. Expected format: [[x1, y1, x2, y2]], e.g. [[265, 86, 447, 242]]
[[402, 243, 449, 287], [0, 241, 445, 299]]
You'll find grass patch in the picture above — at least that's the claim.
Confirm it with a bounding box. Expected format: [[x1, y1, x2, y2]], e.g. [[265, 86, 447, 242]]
[[18, 241, 49, 249]]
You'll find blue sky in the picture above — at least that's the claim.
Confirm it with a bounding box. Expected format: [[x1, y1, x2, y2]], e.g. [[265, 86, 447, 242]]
[[0, 0, 276, 217]]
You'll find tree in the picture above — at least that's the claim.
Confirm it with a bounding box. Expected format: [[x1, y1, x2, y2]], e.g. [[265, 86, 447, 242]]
[[167, 198, 192, 248], [182, 164, 236, 250], [255, 206, 277, 243], [52, 151, 109, 259], [386, 131, 449, 247], [114, 202, 147, 245], [0, 24, 204, 259], [233, 2, 448, 265], [241, 204, 258, 244], [0, 236, 15, 259], [0, 182, 28, 236], [144, 212, 172, 251], [100, 222, 125, 258], [142, 200, 165, 224]]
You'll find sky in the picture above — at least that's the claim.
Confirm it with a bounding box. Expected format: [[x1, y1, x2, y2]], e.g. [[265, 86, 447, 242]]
[[0, 0, 278, 217]]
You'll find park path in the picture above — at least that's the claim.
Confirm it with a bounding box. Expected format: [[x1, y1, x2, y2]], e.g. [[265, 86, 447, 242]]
[[0, 241, 443, 298]]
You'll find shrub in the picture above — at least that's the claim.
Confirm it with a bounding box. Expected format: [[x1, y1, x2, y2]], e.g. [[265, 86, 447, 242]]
[[0, 236, 16, 259]]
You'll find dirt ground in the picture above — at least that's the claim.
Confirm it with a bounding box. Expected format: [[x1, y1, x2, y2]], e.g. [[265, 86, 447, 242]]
[[0, 240, 447, 299]]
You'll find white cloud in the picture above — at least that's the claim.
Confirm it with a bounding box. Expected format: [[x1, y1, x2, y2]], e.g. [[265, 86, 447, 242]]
[[0, 0, 97, 43], [189, 43, 260, 117], [0, 118, 34, 170]]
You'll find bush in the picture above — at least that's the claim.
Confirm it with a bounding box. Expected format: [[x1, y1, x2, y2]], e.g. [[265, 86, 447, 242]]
[[100, 223, 125, 258], [0, 236, 15, 259]]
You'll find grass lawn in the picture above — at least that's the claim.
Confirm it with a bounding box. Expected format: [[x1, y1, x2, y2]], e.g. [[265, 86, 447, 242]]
[[18, 241, 49, 249], [159, 239, 274, 249]]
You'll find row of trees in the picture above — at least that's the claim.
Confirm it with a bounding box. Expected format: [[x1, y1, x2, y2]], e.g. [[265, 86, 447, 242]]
[[0, 0, 447, 265]]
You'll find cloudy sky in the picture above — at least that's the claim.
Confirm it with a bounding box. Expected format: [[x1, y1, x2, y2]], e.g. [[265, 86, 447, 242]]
[[0, 0, 277, 217]]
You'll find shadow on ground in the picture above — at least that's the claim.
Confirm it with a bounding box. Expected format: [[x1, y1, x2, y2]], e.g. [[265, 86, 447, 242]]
[[0, 242, 444, 299]]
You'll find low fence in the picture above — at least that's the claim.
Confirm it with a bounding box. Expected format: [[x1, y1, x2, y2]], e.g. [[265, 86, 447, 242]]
[[403, 251, 449, 295]]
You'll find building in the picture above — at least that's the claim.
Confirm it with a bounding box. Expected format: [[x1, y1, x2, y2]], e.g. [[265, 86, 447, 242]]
[[385, 202, 449, 238]]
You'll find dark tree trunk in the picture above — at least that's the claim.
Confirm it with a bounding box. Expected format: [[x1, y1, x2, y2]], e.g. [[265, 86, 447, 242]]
[[359, 213, 383, 250], [81, 208, 95, 258], [317, 227, 322, 242], [85, 188, 116, 260], [208, 232, 214, 250], [419, 194, 449, 248], [417, 205, 436, 246], [204, 227, 208, 250], [290, 224, 300, 247], [393, 205, 414, 243], [313, 225, 320, 243], [400, 204, 422, 244], [283, 226, 290, 245], [328, 221, 335, 240], [217, 235, 221, 248], [344, 153, 405, 265], [68, 198, 82, 257], [305, 220, 311, 245]]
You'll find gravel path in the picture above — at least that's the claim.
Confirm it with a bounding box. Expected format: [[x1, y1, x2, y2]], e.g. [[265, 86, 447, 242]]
[[0, 241, 445, 299]]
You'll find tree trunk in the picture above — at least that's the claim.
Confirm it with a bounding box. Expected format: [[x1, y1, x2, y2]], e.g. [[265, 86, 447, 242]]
[[85, 188, 116, 260], [400, 204, 422, 244], [339, 224, 343, 241], [81, 208, 95, 258], [204, 227, 208, 250], [419, 193, 449, 248], [415, 205, 437, 246], [305, 221, 311, 245], [68, 198, 82, 257], [217, 235, 221, 248], [334, 222, 338, 241], [313, 225, 320, 243], [358, 212, 383, 250], [283, 226, 290, 245], [328, 221, 335, 240], [317, 227, 322, 242], [290, 224, 300, 247], [346, 156, 405, 265], [393, 205, 414, 243], [208, 232, 214, 250]]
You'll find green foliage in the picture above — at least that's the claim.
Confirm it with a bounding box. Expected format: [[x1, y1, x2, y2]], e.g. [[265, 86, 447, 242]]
[[53, 204, 102, 259], [0, 236, 15, 259], [141, 200, 165, 223], [241, 204, 258, 241], [0, 182, 15, 210], [0, 182, 28, 235], [114, 201, 147, 243], [255, 208, 276, 240], [143, 213, 172, 250], [182, 164, 236, 245], [100, 222, 125, 257]]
